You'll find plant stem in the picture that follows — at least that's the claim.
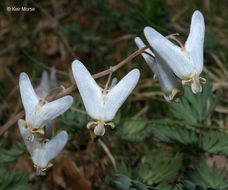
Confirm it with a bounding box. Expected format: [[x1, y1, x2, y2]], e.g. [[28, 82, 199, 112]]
[[0, 45, 149, 136]]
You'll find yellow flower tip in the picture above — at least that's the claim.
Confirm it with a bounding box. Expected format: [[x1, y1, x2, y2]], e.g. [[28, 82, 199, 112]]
[[182, 75, 206, 94], [181, 77, 194, 85], [34, 162, 53, 172], [32, 128, 45, 135], [87, 121, 98, 129], [104, 122, 115, 129], [87, 120, 115, 137], [168, 88, 182, 102], [200, 77, 206, 84], [21, 119, 27, 128]]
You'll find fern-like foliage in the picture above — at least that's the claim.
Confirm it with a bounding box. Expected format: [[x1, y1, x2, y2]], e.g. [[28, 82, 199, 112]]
[[0, 168, 30, 190], [0, 141, 26, 164], [58, 100, 89, 132], [112, 175, 154, 190], [201, 132, 228, 156], [117, 119, 151, 143], [150, 124, 198, 146], [170, 76, 220, 125], [138, 147, 182, 186], [116, 161, 133, 178], [177, 181, 207, 190], [184, 160, 228, 190]]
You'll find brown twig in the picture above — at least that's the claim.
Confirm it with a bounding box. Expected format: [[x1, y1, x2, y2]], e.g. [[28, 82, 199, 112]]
[[0, 45, 149, 136]]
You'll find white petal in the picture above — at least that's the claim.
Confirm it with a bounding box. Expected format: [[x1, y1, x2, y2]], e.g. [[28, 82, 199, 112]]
[[35, 71, 50, 98], [72, 60, 103, 120], [18, 119, 27, 137], [109, 77, 118, 89], [31, 131, 68, 169], [94, 122, 105, 136], [103, 69, 140, 121], [34, 96, 73, 128], [144, 27, 193, 79], [156, 55, 183, 96], [50, 66, 58, 88], [43, 131, 68, 165], [19, 72, 39, 124], [185, 10, 205, 74], [134, 37, 157, 73], [18, 119, 37, 155]]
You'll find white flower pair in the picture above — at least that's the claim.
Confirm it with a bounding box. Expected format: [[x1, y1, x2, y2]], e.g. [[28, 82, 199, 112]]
[[18, 72, 73, 175], [135, 10, 205, 101], [18, 119, 68, 175], [72, 60, 140, 136]]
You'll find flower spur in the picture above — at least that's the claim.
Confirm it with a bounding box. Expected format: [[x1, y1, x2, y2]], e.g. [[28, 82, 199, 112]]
[[72, 60, 140, 136], [19, 72, 73, 141]]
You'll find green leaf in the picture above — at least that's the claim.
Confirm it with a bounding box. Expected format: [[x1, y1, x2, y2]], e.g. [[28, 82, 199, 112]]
[[178, 181, 206, 190], [57, 99, 90, 132], [150, 124, 198, 146], [0, 168, 30, 190], [202, 132, 228, 156], [116, 161, 133, 178], [112, 174, 152, 190], [113, 175, 131, 190], [138, 147, 182, 186], [184, 160, 228, 189], [0, 141, 26, 164], [117, 119, 152, 143], [170, 75, 220, 125]]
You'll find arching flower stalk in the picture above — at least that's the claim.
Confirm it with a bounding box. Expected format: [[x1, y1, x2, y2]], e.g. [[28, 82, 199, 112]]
[[72, 60, 140, 136], [19, 72, 73, 141], [135, 37, 183, 102], [144, 10, 206, 94], [18, 119, 68, 176]]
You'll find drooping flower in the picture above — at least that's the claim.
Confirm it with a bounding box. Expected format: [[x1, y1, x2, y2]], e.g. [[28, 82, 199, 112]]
[[135, 37, 183, 102], [72, 60, 140, 136], [19, 72, 73, 141], [144, 10, 206, 94], [18, 119, 68, 176], [35, 66, 58, 98]]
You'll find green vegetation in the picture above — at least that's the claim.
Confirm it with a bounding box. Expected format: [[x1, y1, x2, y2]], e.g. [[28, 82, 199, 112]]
[[0, 0, 228, 189]]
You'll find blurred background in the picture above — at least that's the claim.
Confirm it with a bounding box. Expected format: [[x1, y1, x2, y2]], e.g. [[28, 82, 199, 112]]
[[0, 0, 228, 189]]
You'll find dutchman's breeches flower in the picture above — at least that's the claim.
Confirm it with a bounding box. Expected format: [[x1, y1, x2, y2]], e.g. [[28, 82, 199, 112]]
[[72, 60, 140, 136], [18, 119, 68, 176], [19, 72, 73, 141], [135, 37, 183, 102], [144, 10, 206, 94]]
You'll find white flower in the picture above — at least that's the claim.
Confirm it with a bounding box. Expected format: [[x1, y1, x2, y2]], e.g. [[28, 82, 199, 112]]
[[35, 67, 58, 98], [144, 10, 206, 94], [19, 72, 73, 141], [135, 37, 183, 102], [72, 60, 140, 136], [18, 119, 68, 176]]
